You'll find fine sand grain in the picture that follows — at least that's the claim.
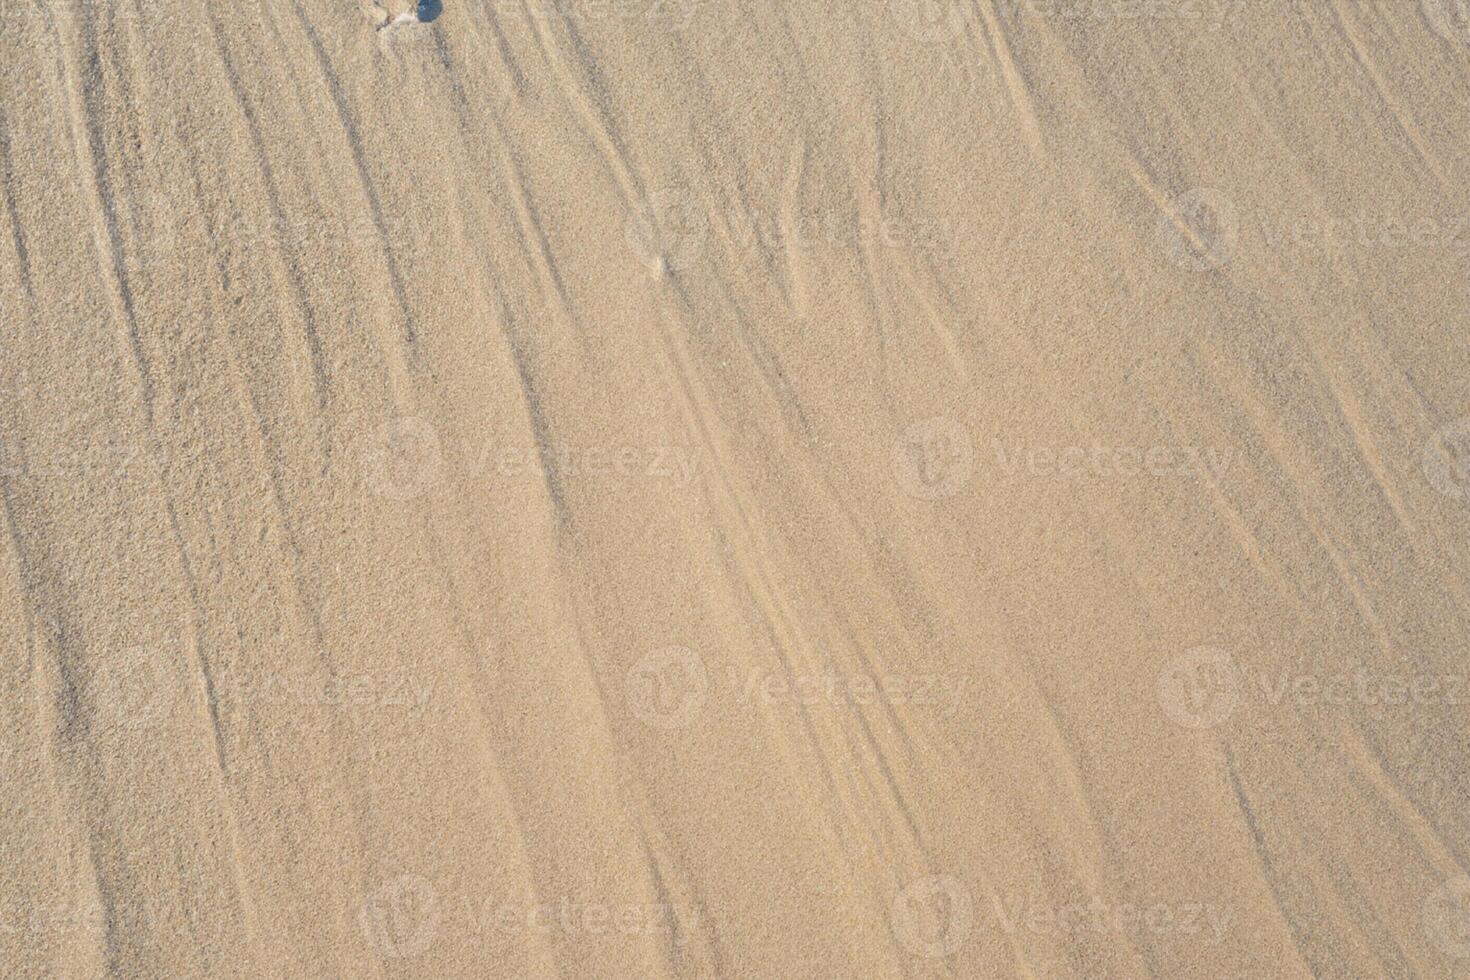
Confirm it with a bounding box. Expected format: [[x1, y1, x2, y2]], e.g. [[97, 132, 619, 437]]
[[1, 1, 1469, 976]]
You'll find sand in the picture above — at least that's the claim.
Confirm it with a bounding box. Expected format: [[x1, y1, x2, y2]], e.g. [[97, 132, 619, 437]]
[[1, 0, 1468, 976]]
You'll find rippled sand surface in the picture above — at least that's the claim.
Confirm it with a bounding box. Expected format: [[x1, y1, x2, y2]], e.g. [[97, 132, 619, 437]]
[[2, 1, 1469, 976]]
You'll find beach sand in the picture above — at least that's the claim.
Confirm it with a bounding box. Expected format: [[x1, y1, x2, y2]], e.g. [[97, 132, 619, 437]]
[[1, 0, 1468, 976]]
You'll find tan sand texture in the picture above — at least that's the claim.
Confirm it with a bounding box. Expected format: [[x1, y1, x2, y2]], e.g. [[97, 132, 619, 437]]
[[1, 0, 1469, 976]]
